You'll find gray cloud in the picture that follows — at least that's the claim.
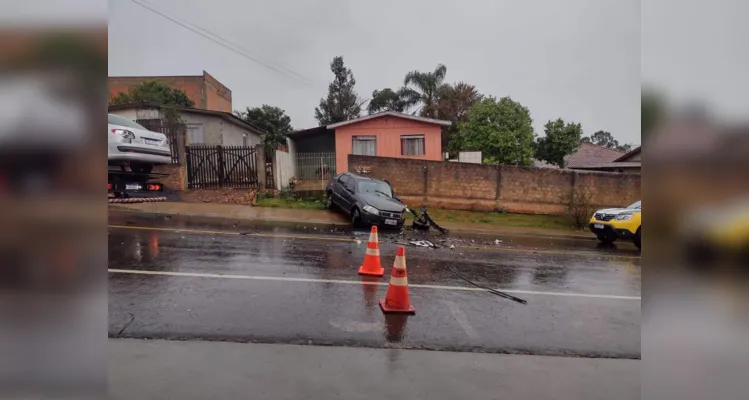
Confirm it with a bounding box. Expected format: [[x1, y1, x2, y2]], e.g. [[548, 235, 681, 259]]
[[109, 0, 641, 144]]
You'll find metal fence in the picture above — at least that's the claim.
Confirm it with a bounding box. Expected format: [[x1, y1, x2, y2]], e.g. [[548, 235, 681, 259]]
[[295, 152, 336, 181], [135, 118, 183, 164], [186, 145, 259, 189]]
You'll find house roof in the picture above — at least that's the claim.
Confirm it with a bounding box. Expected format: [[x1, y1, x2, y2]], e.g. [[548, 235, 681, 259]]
[[614, 146, 641, 162], [571, 162, 641, 170], [564, 143, 625, 168], [287, 125, 331, 140], [325, 111, 452, 129], [107, 102, 266, 135]]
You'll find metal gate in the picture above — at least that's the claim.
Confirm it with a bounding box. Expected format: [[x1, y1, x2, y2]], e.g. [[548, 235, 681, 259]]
[[264, 147, 275, 189], [185, 145, 258, 189]]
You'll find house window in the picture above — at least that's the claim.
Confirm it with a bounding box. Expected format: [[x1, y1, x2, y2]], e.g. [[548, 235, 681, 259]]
[[352, 136, 376, 156], [401, 135, 425, 156], [242, 134, 247, 146], [186, 124, 205, 144]]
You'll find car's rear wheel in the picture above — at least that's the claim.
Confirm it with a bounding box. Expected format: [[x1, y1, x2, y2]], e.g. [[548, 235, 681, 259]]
[[633, 227, 641, 250]]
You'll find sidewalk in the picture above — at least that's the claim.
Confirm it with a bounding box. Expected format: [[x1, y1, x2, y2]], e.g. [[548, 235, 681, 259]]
[[108, 201, 593, 240], [110, 338, 639, 400]]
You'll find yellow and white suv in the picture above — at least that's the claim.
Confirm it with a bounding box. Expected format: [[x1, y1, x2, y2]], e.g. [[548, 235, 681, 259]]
[[589, 200, 642, 249]]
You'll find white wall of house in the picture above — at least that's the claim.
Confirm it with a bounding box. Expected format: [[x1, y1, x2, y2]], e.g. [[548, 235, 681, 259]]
[[274, 150, 293, 190], [458, 151, 482, 164], [286, 137, 297, 178]]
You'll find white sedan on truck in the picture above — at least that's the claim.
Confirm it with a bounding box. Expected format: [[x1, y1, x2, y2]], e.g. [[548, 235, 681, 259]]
[[108, 114, 172, 174]]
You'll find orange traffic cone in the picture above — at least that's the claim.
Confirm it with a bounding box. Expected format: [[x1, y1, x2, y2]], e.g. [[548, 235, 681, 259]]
[[358, 226, 384, 276], [379, 246, 415, 314]]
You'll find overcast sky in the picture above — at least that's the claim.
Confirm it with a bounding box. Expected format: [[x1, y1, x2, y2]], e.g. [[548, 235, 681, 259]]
[[106, 0, 642, 144]]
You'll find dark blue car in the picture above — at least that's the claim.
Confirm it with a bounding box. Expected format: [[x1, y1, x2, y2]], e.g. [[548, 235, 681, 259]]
[[325, 172, 407, 228]]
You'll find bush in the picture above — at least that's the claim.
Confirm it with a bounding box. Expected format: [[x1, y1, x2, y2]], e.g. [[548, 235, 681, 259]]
[[567, 188, 597, 229]]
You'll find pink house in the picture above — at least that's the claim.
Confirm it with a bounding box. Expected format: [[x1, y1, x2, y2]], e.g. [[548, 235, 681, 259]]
[[288, 112, 451, 181]]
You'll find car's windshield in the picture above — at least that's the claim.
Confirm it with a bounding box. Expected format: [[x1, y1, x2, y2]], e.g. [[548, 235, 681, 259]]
[[627, 200, 641, 210], [357, 180, 392, 197], [108, 114, 147, 130]]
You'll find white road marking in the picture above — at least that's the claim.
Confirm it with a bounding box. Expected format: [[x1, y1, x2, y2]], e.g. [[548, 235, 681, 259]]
[[444, 300, 479, 340], [108, 268, 641, 301]]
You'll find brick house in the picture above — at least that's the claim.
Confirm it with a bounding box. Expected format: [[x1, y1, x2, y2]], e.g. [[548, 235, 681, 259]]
[[108, 71, 232, 113], [287, 112, 451, 184], [569, 145, 641, 174], [533, 142, 640, 173]]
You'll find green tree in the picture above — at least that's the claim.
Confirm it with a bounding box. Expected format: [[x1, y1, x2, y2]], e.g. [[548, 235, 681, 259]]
[[367, 88, 409, 114], [401, 64, 448, 118], [535, 118, 584, 168], [437, 82, 482, 151], [109, 80, 195, 108], [314, 56, 362, 125], [109, 80, 195, 124], [235, 105, 293, 149], [581, 130, 632, 151], [456, 96, 536, 166]]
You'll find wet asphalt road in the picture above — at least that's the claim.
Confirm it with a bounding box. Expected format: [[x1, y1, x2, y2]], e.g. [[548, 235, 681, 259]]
[[108, 212, 641, 359]]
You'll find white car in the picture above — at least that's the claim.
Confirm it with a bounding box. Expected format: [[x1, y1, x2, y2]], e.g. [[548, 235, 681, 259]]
[[108, 114, 171, 173]]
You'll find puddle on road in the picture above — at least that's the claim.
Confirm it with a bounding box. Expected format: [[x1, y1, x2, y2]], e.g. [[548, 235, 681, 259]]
[[109, 211, 641, 257]]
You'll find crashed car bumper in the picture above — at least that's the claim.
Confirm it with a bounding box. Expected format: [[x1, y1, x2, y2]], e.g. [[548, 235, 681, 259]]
[[360, 212, 405, 228]]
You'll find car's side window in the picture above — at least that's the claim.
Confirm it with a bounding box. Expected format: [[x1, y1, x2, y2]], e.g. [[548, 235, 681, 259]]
[[337, 174, 349, 185], [344, 178, 356, 193]]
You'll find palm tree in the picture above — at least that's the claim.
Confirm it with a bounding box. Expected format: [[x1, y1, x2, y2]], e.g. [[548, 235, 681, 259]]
[[401, 64, 448, 118]]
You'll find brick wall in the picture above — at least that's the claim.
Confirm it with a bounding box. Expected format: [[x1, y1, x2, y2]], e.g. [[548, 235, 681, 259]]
[[109, 75, 205, 109], [153, 164, 186, 191], [203, 71, 232, 113], [108, 71, 232, 112], [349, 155, 640, 215]]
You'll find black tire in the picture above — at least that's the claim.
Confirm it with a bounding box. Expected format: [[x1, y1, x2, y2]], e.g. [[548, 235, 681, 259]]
[[596, 234, 616, 245], [131, 164, 153, 174], [351, 208, 362, 228], [633, 228, 641, 250], [325, 192, 334, 209]]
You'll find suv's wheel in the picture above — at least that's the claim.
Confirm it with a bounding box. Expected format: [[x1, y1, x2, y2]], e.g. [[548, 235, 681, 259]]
[[325, 192, 334, 209], [351, 208, 362, 228], [596, 234, 616, 245], [633, 227, 641, 250]]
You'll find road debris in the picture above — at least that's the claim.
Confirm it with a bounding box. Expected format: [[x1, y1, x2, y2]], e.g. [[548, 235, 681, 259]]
[[406, 206, 449, 234], [447, 267, 527, 305], [409, 240, 438, 248]]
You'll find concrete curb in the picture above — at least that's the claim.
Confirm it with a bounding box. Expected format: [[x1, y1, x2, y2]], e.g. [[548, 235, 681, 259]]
[[108, 204, 594, 242]]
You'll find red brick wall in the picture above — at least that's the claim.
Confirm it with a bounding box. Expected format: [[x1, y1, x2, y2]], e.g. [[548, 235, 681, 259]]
[[108, 72, 232, 112], [153, 164, 186, 191], [348, 155, 641, 215], [203, 71, 232, 113]]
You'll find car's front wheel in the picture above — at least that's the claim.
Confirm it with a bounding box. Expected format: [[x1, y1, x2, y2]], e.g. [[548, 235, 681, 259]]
[[596, 234, 616, 245], [325, 192, 334, 209], [351, 208, 362, 228], [633, 227, 641, 250]]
